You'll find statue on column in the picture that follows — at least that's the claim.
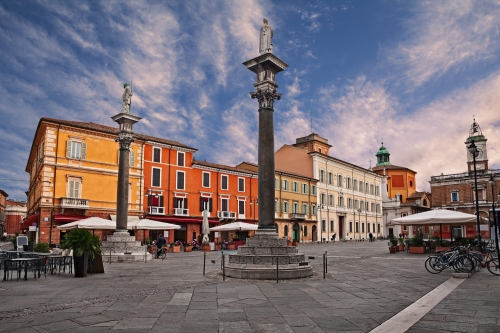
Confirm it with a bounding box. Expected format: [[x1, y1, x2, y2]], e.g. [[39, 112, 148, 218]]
[[259, 18, 273, 54], [121, 83, 133, 114]]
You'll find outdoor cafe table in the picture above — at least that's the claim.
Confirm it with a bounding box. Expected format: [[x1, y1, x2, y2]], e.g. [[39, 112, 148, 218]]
[[3, 258, 39, 281]]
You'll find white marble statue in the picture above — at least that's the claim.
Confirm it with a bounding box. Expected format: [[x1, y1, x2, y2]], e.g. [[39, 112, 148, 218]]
[[259, 18, 273, 54], [121, 83, 133, 114]]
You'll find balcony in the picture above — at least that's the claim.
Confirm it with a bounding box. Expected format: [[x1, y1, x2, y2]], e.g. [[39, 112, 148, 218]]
[[60, 197, 89, 209], [150, 207, 164, 215], [290, 213, 306, 221], [218, 211, 236, 219], [174, 208, 189, 216]]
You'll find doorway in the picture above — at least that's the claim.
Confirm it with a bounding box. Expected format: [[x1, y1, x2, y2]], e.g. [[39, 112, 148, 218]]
[[292, 223, 300, 242], [338, 216, 344, 240], [451, 226, 462, 240], [312, 225, 317, 242]]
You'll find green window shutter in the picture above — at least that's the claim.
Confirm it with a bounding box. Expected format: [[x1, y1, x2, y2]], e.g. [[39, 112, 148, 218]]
[[130, 151, 135, 166], [81, 142, 87, 160], [275, 178, 278, 189], [66, 140, 72, 158], [282, 202, 285, 213]]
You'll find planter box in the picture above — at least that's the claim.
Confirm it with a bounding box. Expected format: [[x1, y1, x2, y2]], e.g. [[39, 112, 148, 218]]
[[202, 244, 211, 251], [287, 241, 292, 246], [171, 246, 180, 253], [398, 245, 404, 251], [74, 253, 88, 278], [409, 246, 425, 254], [389, 247, 396, 253], [227, 244, 235, 250], [184, 246, 193, 252], [395, 246, 399, 252], [215, 244, 221, 251]]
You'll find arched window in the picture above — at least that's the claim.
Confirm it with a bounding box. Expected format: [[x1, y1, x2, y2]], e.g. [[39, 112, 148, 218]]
[[284, 225, 289, 237], [423, 199, 428, 206]]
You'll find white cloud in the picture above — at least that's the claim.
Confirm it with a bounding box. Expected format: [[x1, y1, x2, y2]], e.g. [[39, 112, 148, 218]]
[[394, 0, 500, 86]]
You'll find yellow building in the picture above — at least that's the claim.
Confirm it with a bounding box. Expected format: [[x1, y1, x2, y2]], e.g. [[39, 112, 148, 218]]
[[25, 118, 145, 244], [237, 162, 318, 243]]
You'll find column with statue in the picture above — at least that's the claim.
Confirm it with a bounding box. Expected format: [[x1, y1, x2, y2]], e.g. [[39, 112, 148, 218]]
[[225, 19, 312, 279]]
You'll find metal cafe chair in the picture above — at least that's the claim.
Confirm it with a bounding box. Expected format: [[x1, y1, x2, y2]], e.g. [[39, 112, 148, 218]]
[[59, 256, 73, 275], [2, 260, 23, 282]]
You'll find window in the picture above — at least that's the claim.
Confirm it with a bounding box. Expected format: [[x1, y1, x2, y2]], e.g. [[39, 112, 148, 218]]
[[354, 199, 359, 209], [238, 178, 245, 192], [311, 205, 317, 215], [282, 179, 290, 191], [199, 197, 212, 212], [330, 220, 334, 232], [349, 221, 353, 233], [318, 148, 322, 153], [375, 186, 379, 196], [302, 203, 308, 215], [153, 147, 161, 163], [221, 175, 228, 190], [321, 219, 326, 232], [302, 183, 308, 194], [328, 172, 333, 185], [275, 178, 279, 189], [359, 182, 363, 193], [353, 179, 357, 191], [149, 194, 164, 214], [338, 175, 343, 188], [360, 201, 364, 211], [202, 172, 210, 188], [292, 181, 298, 192], [321, 193, 326, 205], [346, 177, 351, 189], [371, 203, 375, 212], [304, 226, 308, 236], [347, 198, 352, 208], [284, 225, 289, 237], [376, 204, 380, 213], [174, 197, 188, 215], [370, 184, 374, 195], [221, 198, 229, 212], [67, 178, 81, 198], [362, 223, 365, 233], [355, 222, 359, 233], [367, 223, 370, 233], [66, 140, 87, 160], [152, 168, 161, 187], [292, 202, 299, 213], [338, 196, 344, 207], [377, 224, 380, 233], [328, 194, 334, 206], [177, 152, 185, 166], [310, 185, 317, 195], [275, 200, 279, 212], [176, 171, 185, 190], [282, 200, 289, 213], [238, 200, 245, 217], [423, 199, 428, 206], [365, 182, 369, 193], [320, 170, 325, 183], [365, 202, 369, 211], [451, 191, 459, 202]]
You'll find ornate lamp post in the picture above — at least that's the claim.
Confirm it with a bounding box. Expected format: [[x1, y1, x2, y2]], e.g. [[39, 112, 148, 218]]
[[489, 175, 500, 261], [468, 141, 482, 251], [318, 204, 324, 243]]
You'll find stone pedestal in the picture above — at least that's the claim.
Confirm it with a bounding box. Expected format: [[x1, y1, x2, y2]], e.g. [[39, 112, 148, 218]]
[[225, 231, 312, 279], [101, 231, 151, 263]]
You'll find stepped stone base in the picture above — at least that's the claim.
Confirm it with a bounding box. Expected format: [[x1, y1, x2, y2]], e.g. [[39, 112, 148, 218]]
[[101, 231, 151, 263], [226, 231, 313, 279]]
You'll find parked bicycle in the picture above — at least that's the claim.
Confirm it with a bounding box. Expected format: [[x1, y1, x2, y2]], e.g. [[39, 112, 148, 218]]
[[425, 246, 474, 274]]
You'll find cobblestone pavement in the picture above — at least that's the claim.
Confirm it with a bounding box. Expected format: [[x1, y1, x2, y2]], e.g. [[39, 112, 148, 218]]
[[0, 241, 498, 332]]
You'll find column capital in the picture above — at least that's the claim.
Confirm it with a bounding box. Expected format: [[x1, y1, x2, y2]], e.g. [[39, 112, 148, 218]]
[[116, 131, 135, 150], [251, 86, 282, 109]]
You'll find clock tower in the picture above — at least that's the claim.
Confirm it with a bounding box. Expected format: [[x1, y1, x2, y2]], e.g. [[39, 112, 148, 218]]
[[466, 118, 488, 172]]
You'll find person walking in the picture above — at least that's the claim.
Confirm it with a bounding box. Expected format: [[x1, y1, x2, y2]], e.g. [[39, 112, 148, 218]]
[[331, 233, 336, 243], [155, 235, 166, 258], [369, 232, 373, 242]]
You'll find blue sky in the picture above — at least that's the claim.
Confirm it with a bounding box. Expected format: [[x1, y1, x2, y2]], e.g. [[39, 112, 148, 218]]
[[1, 0, 499, 200]]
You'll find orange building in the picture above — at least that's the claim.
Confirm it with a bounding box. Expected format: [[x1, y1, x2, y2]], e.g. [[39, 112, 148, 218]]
[[142, 139, 259, 245], [372, 144, 416, 203]]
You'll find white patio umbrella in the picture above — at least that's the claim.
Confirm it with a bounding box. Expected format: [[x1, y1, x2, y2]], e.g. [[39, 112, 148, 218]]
[[128, 219, 181, 230], [202, 210, 210, 243], [390, 209, 487, 225], [210, 221, 259, 232], [56, 217, 116, 230]]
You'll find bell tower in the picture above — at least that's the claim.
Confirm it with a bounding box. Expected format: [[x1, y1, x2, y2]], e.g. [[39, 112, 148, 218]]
[[465, 118, 488, 172]]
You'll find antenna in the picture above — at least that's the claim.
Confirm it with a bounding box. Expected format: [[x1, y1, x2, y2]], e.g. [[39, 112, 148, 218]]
[[310, 111, 313, 134]]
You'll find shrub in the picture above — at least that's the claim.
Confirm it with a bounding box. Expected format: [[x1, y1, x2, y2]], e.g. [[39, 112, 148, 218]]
[[410, 233, 424, 247], [34, 242, 50, 253], [61, 229, 101, 260]]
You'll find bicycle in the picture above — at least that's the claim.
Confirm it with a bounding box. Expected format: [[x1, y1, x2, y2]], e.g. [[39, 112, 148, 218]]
[[469, 245, 500, 276], [153, 245, 167, 260], [424, 246, 474, 274]]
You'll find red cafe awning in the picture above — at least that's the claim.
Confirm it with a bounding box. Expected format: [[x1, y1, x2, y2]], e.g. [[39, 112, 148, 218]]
[[20, 214, 38, 230], [54, 215, 88, 223], [146, 215, 220, 224]]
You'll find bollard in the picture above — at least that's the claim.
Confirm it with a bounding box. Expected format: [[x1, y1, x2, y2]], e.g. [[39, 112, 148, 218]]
[[323, 252, 326, 279], [203, 251, 206, 275], [145, 245, 147, 263], [109, 247, 112, 265], [325, 251, 328, 273], [221, 250, 224, 270], [276, 254, 279, 283], [222, 254, 225, 281]]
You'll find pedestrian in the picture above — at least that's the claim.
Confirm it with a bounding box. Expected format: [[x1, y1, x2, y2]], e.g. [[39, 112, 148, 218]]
[[369, 232, 373, 242], [155, 235, 166, 258], [332, 233, 336, 243]]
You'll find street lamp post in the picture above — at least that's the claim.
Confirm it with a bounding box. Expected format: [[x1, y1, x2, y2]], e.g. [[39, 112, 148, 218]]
[[489, 175, 500, 261], [468, 142, 482, 252]]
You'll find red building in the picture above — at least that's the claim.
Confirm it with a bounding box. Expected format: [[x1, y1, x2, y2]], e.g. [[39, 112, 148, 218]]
[[5, 199, 27, 235], [143, 138, 259, 244]]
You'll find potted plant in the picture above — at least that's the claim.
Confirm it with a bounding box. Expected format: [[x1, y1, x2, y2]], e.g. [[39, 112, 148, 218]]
[[184, 242, 193, 252], [409, 234, 425, 254], [436, 239, 451, 252], [171, 241, 181, 253], [61, 229, 101, 277], [34, 242, 50, 253], [397, 237, 404, 251], [388, 235, 397, 253]]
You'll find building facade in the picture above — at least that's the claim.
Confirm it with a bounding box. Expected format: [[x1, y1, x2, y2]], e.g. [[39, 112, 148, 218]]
[[5, 199, 27, 235], [275, 133, 384, 241], [237, 161, 318, 243], [0, 189, 7, 236], [429, 120, 498, 239]]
